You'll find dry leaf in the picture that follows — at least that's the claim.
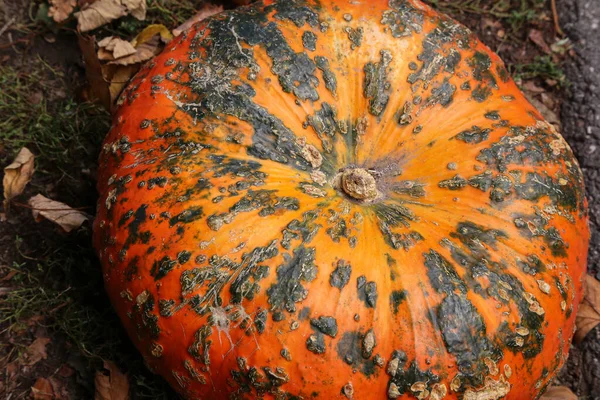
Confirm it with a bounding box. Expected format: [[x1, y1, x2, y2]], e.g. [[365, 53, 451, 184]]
[[75, 0, 146, 32], [480, 17, 502, 32], [58, 364, 75, 378], [95, 360, 130, 400], [3, 147, 35, 208], [79, 34, 112, 110], [529, 29, 552, 54], [131, 24, 172, 47], [173, 4, 223, 36], [80, 24, 170, 110], [108, 64, 139, 105], [48, 0, 77, 23], [522, 80, 546, 94], [121, 0, 146, 20], [575, 274, 600, 344], [539, 386, 577, 400], [108, 36, 160, 65], [98, 36, 137, 60], [24, 337, 51, 366], [49, 376, 69, 399], [29, 194, 89, 232], [75, 0, 127, 32], [97, 25, 171, 66], [526, 95, 560, 128], [551, 37, 572, 55], [31, 377, 54, 400]]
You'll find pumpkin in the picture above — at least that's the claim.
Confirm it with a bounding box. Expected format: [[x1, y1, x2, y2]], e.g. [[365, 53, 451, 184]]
[[93, 0, 590, 399]]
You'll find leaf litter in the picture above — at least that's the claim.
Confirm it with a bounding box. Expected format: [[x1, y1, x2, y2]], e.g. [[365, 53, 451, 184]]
[[28, 194, 90, 232], [75, 0, 146, 32], [3, 147, 35, 209], [95, 360, 130, 400], [575, 274, 600, 344]]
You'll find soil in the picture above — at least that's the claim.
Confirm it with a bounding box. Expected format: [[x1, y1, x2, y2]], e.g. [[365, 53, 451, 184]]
[[0, 0, 599, 399], [555, 0, 600, 397]]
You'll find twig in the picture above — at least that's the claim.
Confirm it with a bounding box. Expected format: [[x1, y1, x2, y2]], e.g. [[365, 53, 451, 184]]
[[551, 0, 564, 36], [0, 16, 16, 37], [0, 32, 35, 50]]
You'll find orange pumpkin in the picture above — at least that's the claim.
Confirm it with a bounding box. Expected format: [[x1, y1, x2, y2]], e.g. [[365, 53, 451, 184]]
[[93, 0, 589, 399]]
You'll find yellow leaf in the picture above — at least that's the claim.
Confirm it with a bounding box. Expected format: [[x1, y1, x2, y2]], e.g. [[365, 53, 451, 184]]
[[131, 24, 173, 47]]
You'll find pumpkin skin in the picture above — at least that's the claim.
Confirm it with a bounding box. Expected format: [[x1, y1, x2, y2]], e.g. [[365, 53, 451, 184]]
[[93, 0, 590, 399]]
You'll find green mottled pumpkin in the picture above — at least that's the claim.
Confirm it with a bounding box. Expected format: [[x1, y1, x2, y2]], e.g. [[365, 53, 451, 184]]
[[94, 0, 589, 399]]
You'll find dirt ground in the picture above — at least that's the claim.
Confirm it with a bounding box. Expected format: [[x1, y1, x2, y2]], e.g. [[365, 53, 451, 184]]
[[0, 0, 598, 398], [555, 0, 600, 397]]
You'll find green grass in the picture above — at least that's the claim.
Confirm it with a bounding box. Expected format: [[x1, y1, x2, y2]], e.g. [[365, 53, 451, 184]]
[[2, 233, 176, 398], [0, 60, 176, 398], [0, 62, 110, 194], [513, 55, 567, 85], [428, 0, 546, 38]]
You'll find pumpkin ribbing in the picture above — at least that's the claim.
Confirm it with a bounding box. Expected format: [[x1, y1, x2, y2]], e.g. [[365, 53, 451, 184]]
[[94, 0, 589, 399]]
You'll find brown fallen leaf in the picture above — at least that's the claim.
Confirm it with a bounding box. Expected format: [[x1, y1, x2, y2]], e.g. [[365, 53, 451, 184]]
[[173, 4, 224, 36], [121, 0, 146, 20], [79, 34, 112, 110], [107, 24, 171, 66], [525, 94, 560, 128], [95, 360, 130, 400], [28, 194, 90, 232], [24, 337, 51, 366], [80, 24, 171, 111], [58, 364, 75, 378], [75, 0, 146, 32], [75, 0, 126, 32], [529, 29, 552, 55], [48, 0, 76, 23], [522, 80, 546, 94], [539, 386, 577, 399], [107, 35, 160, 66], [480, 17, 502, 32], [3, 147, 35, 209], [107, 64, 139, 106], [98, 36, 137, 60], [575, 274, 600, 344], [31, 377, 55, 400], [49, 376, 69, 399], [1, 269, 17, 282]]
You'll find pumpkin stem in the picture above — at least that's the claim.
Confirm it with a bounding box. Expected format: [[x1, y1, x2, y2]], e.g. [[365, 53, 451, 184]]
[[340, 168, 379, 201]]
